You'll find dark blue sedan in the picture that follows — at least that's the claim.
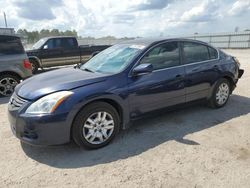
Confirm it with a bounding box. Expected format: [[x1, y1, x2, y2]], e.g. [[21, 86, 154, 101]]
[[8, 38, 244, 149]]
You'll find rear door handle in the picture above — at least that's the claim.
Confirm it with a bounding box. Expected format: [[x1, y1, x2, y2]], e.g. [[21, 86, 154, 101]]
[[175, 74, 183, 79]]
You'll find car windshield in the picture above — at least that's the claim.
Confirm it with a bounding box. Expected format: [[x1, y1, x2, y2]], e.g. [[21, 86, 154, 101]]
[[80, 44, 145, 74], [32, 38, 46, 49]]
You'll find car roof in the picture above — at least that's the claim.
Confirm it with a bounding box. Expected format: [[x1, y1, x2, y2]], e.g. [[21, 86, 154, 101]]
[[120, 37, 213, 48], [0, 35, 20, 39], [42, 36, 76, 40]]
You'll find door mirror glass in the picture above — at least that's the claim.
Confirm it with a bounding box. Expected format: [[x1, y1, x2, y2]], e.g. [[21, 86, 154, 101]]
[[43, 45, 48, 49], [132, 63, 153, 76]]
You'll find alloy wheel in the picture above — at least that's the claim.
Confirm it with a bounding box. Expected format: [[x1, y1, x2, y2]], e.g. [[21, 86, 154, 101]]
[[31, 63, 35, 72], [0, 77, 18, 97], [83, 111, 115, 144], [215, 82, 230, 105]]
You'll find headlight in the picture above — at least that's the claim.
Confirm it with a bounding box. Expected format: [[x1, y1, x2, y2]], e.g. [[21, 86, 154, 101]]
[[25, 91, 73, 114]]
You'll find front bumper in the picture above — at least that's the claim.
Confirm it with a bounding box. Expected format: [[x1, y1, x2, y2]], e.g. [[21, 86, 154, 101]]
[[239, 69, 244, 79], [8, 109, 71, 146]]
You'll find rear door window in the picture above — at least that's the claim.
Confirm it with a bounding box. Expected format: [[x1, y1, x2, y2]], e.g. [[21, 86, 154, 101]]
[[54, 38, 62, 48], [0, 36, 24, 56], [62, 38, 77, 49], [208, 47, 218, 59], [183, 42, 210, 64]]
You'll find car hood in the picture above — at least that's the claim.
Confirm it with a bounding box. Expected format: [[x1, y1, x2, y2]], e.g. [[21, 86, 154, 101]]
[[26, 49, 39, 56], [15, 68, 107, 100]]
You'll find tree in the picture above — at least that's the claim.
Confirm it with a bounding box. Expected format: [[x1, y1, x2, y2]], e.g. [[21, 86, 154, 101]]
[[51, 29, 60, 36], [16, 29, 79, 44]]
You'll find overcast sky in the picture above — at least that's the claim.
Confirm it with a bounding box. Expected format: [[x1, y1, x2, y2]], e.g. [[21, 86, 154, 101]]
[[0, 0, 250, 37]]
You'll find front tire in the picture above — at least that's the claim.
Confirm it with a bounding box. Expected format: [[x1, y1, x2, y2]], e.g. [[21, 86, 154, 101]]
[[29, 59, 39, 74], [208, 78, 231, 108], [72, 102, 120, 149]]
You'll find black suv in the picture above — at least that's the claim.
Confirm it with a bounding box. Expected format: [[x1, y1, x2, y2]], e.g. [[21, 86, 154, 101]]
[[0, 35, 32, 97], [26, 36, 110, 73]]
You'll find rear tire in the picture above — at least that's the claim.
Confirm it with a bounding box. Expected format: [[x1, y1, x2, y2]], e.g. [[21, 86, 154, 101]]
[[29, 59, 39, 74], [72, 102, 120, 149], [0, 74, 20, 97], [208, 78, 231, 108]]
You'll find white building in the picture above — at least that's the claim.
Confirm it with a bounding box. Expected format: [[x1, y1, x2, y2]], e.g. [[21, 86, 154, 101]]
[[0, 28, 15, 35]]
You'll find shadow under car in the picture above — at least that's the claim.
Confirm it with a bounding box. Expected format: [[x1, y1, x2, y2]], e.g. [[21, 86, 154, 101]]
[[20, 94, 250, 169]]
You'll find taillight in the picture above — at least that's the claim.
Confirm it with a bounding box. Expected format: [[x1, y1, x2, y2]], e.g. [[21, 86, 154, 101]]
[[23, 59, 32, 70]]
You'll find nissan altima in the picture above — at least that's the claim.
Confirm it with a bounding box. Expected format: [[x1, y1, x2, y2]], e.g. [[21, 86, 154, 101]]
[[8, 38, 244, 149]]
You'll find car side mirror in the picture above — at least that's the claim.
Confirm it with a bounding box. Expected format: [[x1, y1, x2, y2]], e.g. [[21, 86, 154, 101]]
[[132, 63, 153, 76], [43, 45, 48, 49]]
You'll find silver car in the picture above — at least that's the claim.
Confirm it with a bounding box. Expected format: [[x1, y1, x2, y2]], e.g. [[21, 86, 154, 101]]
[[0, 35, 32, 97]]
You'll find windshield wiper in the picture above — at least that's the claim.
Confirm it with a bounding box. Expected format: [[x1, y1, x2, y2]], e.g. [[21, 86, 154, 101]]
[[82, 68, 95, 73]]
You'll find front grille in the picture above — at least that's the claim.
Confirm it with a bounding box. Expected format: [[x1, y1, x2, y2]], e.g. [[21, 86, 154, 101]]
[[9, 93, 28, 111]]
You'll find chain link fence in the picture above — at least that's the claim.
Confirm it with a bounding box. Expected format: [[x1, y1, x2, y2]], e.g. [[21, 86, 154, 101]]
[[78, 31, 250, 49], [184, 31, 250, 48]]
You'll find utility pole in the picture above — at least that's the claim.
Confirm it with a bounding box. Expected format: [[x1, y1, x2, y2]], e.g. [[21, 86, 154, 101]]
[[3, 12, 8, 28]]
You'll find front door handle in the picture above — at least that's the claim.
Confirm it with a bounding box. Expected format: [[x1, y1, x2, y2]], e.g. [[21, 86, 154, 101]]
[[213, 65, 219, 69], [192, 68, 200, 72]]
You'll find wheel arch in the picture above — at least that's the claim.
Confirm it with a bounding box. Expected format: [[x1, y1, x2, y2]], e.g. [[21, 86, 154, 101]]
[[222, 75, 235, 93], [207, 74, 235, 99], [69, 96, 129, 140], [29, 56, 42, 67], [0, 71, 22, 80], [84, 98, 123, 123]]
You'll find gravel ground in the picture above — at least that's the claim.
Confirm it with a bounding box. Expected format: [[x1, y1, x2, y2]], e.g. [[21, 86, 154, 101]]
[[0, 49, 250, 188]]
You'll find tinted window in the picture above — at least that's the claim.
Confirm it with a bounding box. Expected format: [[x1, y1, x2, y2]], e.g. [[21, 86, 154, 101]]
[[0, 36, 24, 56], [183, 42, 209, 64], [45, 39, 62, 49], [46, 39, 54, 49], [63, 38, 77, 48], [140, 42, 180, 70], [54, 39, 62, 48], [208, 47, 218, 59]]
